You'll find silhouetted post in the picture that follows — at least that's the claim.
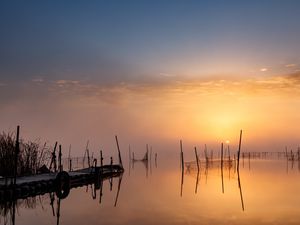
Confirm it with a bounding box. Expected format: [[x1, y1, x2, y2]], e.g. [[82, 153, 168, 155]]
[[69, 159, 72, 172], [13, 126, 20, 186], [110, 157, 113, 171], [155, 153, 157, 168], [180, 140, 184, 172], [194, 147, 200, 172], [100, 150, 103, 167], [115, 135, 123, 167], [87, 149, 91, 168], [85, 140, 90, 168], [204, 144, 208, 165], [49, 142, 58, 172], [180, 140, 184, 197], [58, 145, 62, 172], [68, 144, 71, 171], [221, 143, 224, 168], [237, 130, 243, 171], [221, 143, 224, 193], [93, 158, 97, 172]]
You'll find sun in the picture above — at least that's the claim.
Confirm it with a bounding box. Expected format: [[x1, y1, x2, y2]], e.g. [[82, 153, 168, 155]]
[[225, 140, 230, 144]]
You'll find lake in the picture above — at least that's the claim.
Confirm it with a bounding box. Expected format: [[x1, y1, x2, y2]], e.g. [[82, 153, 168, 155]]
[[2, 153, 300, 225]]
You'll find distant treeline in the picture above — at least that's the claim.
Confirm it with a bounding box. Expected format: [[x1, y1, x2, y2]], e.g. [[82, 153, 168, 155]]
[[0, 132, 51, 177]]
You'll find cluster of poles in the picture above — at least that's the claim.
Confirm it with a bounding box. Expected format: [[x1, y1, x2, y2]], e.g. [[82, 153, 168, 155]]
[[179, 130, 244, 211], [128, 144, 158, 177], [180, 130, 243, 176], [48, 135, 124, 173]]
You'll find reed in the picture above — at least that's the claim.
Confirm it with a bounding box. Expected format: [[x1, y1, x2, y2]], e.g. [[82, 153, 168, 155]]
[[0, 130, 51, 177]]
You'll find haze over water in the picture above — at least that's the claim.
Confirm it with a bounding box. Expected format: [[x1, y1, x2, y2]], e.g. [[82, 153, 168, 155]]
[[3, 156, 300, 225], [1, 1, 300, 225]]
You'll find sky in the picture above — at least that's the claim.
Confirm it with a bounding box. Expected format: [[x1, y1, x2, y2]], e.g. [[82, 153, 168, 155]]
[[1, 1, 300, 156]]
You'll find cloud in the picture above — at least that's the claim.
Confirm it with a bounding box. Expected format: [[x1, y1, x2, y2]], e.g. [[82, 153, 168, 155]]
[[159, 73, 176, 77], [260, 68, 268, 72], [55, 80, 80, 86], [32, 78, 44, 83], [285, 64, 297, 68]]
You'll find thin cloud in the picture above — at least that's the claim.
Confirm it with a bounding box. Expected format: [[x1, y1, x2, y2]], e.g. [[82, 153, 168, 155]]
[[260, 68, 268, 72], [159, 73, 176, 77], [55, 80, 80, 85], [32, 78, 44, 83], [285, 64, 297, 68]]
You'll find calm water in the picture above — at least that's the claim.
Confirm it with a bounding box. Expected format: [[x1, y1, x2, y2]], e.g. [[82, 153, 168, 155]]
[[2, 155, 300, 225]]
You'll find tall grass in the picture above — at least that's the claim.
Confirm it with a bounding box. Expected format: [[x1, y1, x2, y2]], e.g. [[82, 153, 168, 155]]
[[0, 132, 51, 177]]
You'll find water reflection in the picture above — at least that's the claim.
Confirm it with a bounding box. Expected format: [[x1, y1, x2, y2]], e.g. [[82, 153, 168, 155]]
[[183, 154, 245, 211], [128, 146, 158, 178], [3, 152, 300, 225], [0, 171, 123, 225]]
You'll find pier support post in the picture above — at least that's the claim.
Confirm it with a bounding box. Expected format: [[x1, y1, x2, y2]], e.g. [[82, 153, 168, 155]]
[[13, 126, 20, 186]]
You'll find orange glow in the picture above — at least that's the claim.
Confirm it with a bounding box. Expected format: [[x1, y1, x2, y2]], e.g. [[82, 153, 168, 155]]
[[1, 74, 300, 154]]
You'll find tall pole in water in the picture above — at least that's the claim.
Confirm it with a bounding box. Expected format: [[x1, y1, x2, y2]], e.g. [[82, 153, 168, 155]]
[[13, 126, 20, 186], [59, 145, 62, 172], [237, 130, 243, 171], [115, 135, 123, 167], [194, 147, 200, 172], [180, 140, 184, 197]]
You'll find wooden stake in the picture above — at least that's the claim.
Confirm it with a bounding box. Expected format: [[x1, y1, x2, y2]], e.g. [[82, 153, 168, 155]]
[[13, 126, 20, 186], [115, 135, 123, 167], [100, 150, 103, 167], [180, 140, 184, 172], [194, 147, 200, 172], [180, 140, 184, 197], [221, 143, 224, 168], [237, 130, 243, 171], [58, 145, 62, 172]]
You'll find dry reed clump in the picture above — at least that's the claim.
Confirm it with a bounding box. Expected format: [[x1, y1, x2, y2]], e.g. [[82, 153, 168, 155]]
[[0, 132, 51, 177]]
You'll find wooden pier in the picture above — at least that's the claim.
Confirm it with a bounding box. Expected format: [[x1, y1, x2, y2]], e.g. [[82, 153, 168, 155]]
[[0, 164, 124, 202]]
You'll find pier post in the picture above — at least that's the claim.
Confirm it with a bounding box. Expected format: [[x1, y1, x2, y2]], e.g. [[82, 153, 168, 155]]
[[194, 147, 200, 172], [237, 130, 243, 171], [115, 135, 123, 167], [100, 150, 103, 167], [13, 126, 20, 186], [59, 145, 62, 172], [180, 140, 184, 173]]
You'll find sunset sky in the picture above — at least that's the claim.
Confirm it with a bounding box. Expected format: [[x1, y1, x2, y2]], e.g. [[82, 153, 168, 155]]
[[1, 1, 300, 155]]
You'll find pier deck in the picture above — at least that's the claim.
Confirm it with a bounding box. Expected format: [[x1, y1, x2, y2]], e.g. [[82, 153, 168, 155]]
[[0, 164, 124, 202]]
